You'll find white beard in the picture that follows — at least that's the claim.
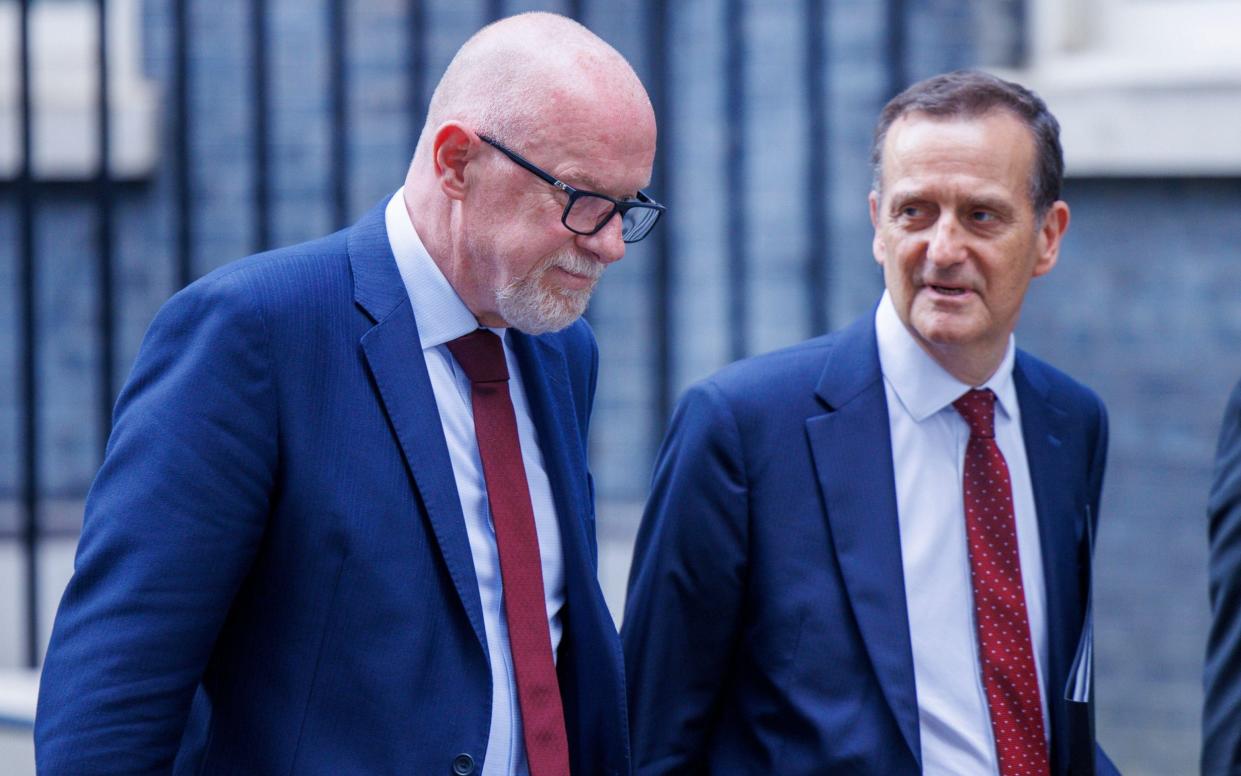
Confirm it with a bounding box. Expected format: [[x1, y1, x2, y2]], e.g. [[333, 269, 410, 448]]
[[495, 249, 604, 334]]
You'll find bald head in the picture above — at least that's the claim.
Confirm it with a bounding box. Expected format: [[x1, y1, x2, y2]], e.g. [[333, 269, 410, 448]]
[[415, 12, 653, 157], [401, 13, 658, 334]]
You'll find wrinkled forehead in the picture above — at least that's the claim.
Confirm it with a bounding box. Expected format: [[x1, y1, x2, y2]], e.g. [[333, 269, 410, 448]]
[[877, 110, 1037, 197]]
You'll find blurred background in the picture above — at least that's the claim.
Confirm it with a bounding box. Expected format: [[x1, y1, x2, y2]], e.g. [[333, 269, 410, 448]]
[[2, 0, 1240, 773]]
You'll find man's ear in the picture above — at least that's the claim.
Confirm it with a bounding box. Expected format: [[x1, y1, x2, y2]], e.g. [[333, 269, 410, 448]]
[[869, 190, 885, 267], [432, 122, 478, 201], [1033, 200, 1070, 277]]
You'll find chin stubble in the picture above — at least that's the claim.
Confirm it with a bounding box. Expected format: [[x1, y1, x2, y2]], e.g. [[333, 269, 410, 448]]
[[495, 250, 604, 335]]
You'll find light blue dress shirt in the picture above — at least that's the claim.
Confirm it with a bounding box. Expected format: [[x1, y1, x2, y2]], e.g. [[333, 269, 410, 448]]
[[875, 291, 1050, 776], [385, 189, 566, 776]]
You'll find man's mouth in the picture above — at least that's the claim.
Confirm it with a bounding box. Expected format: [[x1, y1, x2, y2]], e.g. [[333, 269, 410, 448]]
[[557, 266, 594, 281], [927, 284, 969, 296], [547, 260, 603, 292], [551, 255, 604, 282]]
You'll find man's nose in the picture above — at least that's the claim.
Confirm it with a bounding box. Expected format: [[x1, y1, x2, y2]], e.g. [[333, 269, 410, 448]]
[[576, 213, 627, 265], [926, 214, 968, 266]]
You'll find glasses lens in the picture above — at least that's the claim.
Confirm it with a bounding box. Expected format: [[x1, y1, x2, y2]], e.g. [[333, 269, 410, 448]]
[[564, 194, 615, 234], [621, 204, 662, 243]]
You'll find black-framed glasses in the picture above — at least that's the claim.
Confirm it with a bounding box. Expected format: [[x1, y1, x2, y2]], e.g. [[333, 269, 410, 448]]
[[478, 133, 665, 244]]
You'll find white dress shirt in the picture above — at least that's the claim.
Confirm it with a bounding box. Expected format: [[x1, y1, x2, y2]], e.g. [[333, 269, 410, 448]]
[[874, 291, 1050, 776], [386, 189, 565, 776]]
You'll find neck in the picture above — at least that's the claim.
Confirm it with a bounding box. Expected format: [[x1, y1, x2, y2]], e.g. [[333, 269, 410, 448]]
[[403, 182, 493, 328], [404, 183, 445, 261], [919, 337, 1008, 388]]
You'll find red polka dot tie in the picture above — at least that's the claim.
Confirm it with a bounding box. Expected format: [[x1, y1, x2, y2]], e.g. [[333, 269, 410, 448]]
[[953, 389, 1050, 776]]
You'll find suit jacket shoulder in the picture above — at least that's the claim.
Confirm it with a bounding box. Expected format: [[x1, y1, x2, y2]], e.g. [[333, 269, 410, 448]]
[[1014, 349, 1107, 427], [682, 316, 878, 441], [700, 329, 842, 401]]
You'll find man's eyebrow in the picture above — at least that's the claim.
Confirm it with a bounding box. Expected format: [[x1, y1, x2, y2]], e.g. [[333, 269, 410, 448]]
[[963, 195, 1016, 214], [886, 189, 927, 209], [550, 164, 601, 190], [556, 167, 641, 199], [886, 189, 1014, 213]]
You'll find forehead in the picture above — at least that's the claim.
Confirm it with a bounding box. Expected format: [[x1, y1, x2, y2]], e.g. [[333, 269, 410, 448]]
[[879, 110, 1036, 202], [522, 90, 657, 194]]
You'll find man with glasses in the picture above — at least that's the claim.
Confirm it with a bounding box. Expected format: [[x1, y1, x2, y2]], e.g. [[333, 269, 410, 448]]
[[623, 70, 1117, 775], [37, 12, 659, 776]]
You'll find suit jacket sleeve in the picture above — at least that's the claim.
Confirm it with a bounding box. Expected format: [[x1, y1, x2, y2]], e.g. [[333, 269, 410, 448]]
[[35, 271, 278, 774], [1089, 394, 1108, 527], [1090, 394, 1114, 774], [1204, 379, 1241, 775], [580, 322, 601, 563], [622, 380, 748, 775]]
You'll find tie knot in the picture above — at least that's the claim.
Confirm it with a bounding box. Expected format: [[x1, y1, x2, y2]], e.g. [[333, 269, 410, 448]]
[[953, 388, 996, 438], [446, 329, 509, 383]]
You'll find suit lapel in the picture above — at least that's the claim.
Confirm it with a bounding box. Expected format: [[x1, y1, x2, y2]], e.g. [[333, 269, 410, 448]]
[[509, 332, 594, 585], [1015, 355, 1085, 775], [511, 330, 625, 772], [805, 316, 922, 766], [348, 202, 488, 654]]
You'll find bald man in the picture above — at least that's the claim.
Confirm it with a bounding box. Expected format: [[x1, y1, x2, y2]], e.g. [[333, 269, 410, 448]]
[[35, 13, 661, 776]]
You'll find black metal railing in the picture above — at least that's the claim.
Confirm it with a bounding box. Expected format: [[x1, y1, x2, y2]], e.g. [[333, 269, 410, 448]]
[[17, 0, 39, 672], [646, 0, 673, 441]]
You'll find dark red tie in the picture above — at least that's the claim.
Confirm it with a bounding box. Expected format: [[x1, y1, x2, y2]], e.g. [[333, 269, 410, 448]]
[[447, 330, 570, 776], [954, 389, 1050, 776]]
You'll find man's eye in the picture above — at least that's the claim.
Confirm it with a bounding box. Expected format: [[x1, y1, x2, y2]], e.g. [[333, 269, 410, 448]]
[[971, 210, 995, 222], [899, 206, 922, 218]]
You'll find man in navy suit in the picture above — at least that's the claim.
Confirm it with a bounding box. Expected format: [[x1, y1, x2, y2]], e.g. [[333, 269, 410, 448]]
[[36, 12, 662, 776], [624, 71, 1115, 775]]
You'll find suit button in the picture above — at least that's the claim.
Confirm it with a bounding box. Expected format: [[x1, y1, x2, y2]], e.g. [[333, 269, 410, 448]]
[[451, 753, 475, 775]]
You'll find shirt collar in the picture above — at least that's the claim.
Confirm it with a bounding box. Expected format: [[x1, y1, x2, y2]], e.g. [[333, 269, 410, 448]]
[[874, 290, 1017, 423], [385, 188, 499, 350]]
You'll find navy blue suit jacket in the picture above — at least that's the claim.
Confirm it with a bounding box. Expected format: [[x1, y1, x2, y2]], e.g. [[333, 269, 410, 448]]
[[35, 202, 628, 775], [1204, 378, 1241, 776], [623, 312, 1112, 775]]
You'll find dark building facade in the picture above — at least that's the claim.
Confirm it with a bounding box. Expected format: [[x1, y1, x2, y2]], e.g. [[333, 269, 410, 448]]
[[2, 2, 1236, 773]]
